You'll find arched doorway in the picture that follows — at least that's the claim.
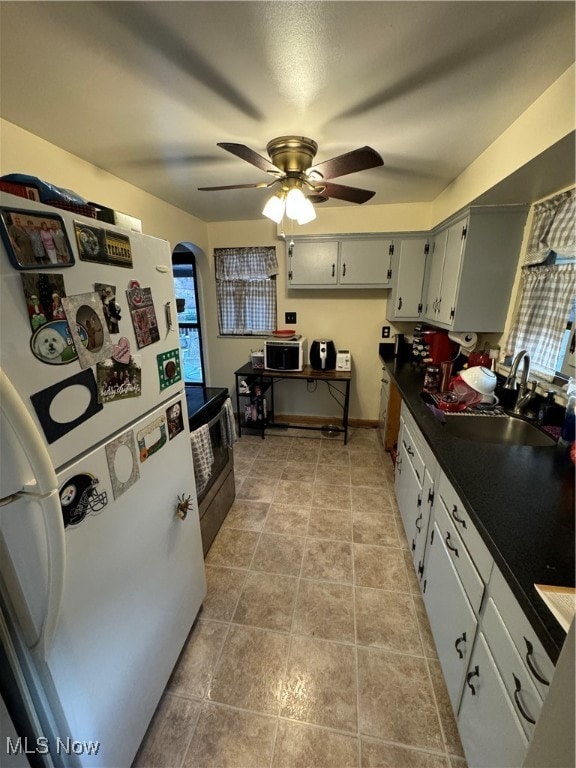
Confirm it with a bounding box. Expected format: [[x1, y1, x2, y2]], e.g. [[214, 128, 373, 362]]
[[172, 244, 205, 385]]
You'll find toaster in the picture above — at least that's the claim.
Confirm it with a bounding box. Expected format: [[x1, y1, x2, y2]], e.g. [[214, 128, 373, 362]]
[[336, 350, 352, 371]]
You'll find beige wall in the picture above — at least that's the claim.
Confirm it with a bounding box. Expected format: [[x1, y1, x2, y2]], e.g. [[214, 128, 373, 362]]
[[1, 62, 574, 420]]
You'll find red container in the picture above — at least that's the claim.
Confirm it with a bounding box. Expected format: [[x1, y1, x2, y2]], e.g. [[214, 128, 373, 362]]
[[423, 330, 457, 365]]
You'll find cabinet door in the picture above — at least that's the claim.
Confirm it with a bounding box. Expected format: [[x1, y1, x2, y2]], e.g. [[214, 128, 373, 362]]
[[388, 239, 428, 320], [436, 218, 467, 326], [288, 240, 338, 285], [395, 438, 422, 539], [424, 229, 447, 321], [339, 239, 392, 286], [378, 369, 390, 447], [458, 633, 528, 768], [413, 465, 434, 580], [423, 521, 478, 710]]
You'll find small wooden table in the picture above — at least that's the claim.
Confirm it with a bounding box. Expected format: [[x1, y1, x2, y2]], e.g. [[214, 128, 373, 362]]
[[234, 363, 353, 443]]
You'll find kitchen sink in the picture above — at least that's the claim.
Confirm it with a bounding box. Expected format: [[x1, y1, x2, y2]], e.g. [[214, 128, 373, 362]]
[[442, 413, 556, 447]]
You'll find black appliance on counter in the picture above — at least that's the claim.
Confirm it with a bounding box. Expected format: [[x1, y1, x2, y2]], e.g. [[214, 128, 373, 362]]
[[185, 385, 235, 556], [310, 339, 336, 370]]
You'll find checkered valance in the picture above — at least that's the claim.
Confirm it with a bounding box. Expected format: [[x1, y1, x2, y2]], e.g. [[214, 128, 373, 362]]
[[524, 188, 575, 266], [214, 246, 278, 335]]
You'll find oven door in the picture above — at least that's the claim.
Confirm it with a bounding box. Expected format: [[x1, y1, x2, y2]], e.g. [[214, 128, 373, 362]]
[[196, 406, 231, 505]]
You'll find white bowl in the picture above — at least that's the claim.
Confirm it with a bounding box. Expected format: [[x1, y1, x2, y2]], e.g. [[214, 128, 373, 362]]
[[460, 365, 497, 396]]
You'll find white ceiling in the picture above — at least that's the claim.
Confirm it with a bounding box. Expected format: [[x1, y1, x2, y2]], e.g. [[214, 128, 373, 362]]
[[0, 1, 574, 222]]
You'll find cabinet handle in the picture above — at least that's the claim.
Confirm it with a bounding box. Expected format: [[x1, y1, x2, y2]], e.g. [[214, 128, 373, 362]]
[[397, 296, 403, 310], [411, 538, 416, 552], [406, 445, 414, 457], [396, 457, 402, 473], [427, 488, 434, 505], [466, 665, 479, 695], [524, 637, 550, 686], [454, 631, 467, 659], [445, 531, 459, 558], [451, 505, 467, 529], [415, 512, 423, 532], [342, 262, 346, 277], [513, 674, 536, 724], [332, 263, 335, 278]]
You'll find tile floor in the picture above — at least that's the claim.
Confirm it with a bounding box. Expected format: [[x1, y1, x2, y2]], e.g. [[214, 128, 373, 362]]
[[134, 428, 468, 768]]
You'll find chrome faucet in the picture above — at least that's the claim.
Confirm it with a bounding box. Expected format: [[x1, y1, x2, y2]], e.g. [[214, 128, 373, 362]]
[[504, 350, 537, 415]]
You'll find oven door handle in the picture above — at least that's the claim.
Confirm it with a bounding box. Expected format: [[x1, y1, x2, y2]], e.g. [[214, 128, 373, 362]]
[[207, 405, 225, 430]]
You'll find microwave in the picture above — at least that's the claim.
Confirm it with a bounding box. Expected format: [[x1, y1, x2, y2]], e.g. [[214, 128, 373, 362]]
[[265, 337, 307, 371]]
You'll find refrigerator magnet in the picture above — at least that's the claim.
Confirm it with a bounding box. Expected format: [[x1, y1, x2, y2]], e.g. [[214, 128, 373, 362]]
[[59, 472, 109, 528], [61, 292, 114, 369], [126, 286, 160, 349], [95, 282, 122, 334], [0, 208, 75, 269], [136, 415, 167, 462], [166, 401, 184, 440], [30, 319, 88, 366], [20, 272, 67, 331], [156, 349, 182, 391], [30, 369, 103, 444], [105, 429, 140, 500], [74, 222, 133, 268], [96, 354, 142, 404]]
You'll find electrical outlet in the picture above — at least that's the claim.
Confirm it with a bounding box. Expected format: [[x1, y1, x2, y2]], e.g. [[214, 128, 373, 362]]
[[285, 312, 297, 324], [382, 326, 391, 338]]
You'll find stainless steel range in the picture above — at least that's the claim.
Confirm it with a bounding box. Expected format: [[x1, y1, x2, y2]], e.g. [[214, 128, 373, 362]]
[[185, 386, 235, 555]]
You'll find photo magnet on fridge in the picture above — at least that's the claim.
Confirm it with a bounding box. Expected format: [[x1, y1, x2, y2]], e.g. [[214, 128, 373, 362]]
[[74, 222, 133, 268], [166, 401, 184, 440], [95, 282, 122, 334], [61, 291, 114, 369], [0, 207, 75, 269], [157, 348, 182, 391], [30, 368, 103, 444], [126, 285, 160, 349], [20, 272, 67, 331], [96, 343, 142, 404]]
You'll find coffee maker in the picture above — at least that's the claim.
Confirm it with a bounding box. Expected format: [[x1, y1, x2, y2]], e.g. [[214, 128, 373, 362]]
[[422, 329, 457, 364]]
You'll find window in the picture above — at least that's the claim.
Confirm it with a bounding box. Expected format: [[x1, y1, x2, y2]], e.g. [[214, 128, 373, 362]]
[[214, 246, 278, 335], [505, 189, 575, 382], [172, 253, 205, 384]]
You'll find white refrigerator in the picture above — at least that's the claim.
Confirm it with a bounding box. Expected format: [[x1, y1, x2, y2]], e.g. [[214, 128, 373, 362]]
[[0, 192, 206, 767]]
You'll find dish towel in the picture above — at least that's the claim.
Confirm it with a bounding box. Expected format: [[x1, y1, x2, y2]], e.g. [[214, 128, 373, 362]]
[[220, 396, 237, 449], [190, 424, 214, 496]]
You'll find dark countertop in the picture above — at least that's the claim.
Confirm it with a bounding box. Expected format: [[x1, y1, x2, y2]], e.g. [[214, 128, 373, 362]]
[[185, 385, 229, 431], [382, 356, 574, 663]]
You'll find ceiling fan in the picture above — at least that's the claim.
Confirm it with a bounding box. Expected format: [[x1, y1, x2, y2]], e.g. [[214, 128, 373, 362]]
[[198, 136, 384, 224]]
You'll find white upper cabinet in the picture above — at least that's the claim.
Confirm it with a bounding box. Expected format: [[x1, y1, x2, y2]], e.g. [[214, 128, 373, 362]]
[[424, 206, 528, 332], [387, 238, 429, 321], [287, 238, 393, 288]]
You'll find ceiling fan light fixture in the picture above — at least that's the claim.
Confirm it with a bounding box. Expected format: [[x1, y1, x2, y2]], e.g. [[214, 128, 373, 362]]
[[262, 193, 285, 223], [285, 186, 307, 220], [296, 196, 316, 224]]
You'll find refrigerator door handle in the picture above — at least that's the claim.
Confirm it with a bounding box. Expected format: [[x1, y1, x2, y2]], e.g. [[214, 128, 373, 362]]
[[0, 368, 58, 496], [0, 369, 65, 659]]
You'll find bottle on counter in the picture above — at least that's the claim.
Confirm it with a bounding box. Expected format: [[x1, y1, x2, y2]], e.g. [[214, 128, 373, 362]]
[[537, 391, 556, 426], [423, 365, 440, 393], [559, 395, 575, 447]]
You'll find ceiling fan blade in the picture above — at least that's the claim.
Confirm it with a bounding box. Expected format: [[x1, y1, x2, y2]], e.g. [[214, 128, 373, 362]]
[[320, 182, 376, 204], [198, 180, 277, 191], [217, 142, 281, 174], [310, 146, 383, 180]]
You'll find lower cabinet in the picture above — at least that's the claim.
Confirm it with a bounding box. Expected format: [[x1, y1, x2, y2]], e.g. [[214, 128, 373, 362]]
[[423, 517, 478, 710], [392, 396, 559, 768], [458, 632, 528, 768]]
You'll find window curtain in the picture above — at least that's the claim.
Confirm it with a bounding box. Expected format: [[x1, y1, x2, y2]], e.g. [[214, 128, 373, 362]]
[[505, 264, 575, 378], [505, 188, 575, 378], [524, 188, 575, 265], [215, 246, 278, 335]]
